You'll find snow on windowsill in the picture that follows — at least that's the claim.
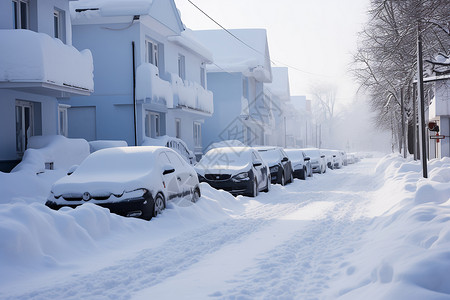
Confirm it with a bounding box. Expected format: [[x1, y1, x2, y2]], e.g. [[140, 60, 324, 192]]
[[0, 30, 94, 92]]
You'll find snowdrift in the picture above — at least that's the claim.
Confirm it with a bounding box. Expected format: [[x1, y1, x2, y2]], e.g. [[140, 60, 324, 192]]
[[329, 154, 450, 299]]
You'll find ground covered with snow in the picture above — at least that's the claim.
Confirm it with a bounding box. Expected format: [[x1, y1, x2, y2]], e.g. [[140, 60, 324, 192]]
[[1, 154, 449, 299]]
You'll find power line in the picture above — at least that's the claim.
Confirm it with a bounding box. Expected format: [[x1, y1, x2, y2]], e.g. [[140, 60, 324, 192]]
[[185, 0, 333, 78]]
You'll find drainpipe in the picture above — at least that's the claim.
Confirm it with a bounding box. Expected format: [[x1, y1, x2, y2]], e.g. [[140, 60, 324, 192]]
[[132, 41, 137, 146]]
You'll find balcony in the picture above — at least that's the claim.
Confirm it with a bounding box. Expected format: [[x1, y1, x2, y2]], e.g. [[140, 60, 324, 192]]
[[136, 63, 213, 116], [0, 30, 94, 98]]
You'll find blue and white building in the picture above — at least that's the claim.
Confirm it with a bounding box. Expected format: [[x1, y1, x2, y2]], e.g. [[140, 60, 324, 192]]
[[194, 29, 273, 150], [66, 0, 213, 157], [0, 0, 94, 172]]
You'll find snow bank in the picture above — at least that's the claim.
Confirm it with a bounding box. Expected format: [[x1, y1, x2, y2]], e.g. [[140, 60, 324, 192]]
[[136, 63, 173, 108], [12, 135, 90, 174], [329, 154, 450, 300], [0, 30, 93, 91]]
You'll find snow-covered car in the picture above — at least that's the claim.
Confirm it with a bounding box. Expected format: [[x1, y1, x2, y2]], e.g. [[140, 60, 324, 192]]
[[322, 149, 339, 170], [331, 150, 343, 169], [45, 146, 201, 220], [255, 146, 293, 185], [143, 135, 197, 165], [302, 148, 326, 174], [284, 148, 313, 180], [195, 147, 270, 197]]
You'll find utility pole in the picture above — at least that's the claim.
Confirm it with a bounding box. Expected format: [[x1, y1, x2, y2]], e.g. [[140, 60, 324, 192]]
[[413, 84, 418, 160], [401, 87, 407, 158], [417, 22, 428, 178]]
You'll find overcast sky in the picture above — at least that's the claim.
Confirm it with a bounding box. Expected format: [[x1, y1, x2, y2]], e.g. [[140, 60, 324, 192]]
[[174, 0, 370, 104]]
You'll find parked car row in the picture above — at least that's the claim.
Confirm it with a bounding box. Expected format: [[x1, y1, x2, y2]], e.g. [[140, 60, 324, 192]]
[[45, 145, 363, 221]]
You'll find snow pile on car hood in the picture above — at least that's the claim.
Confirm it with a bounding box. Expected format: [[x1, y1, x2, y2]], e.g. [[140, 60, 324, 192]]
[[326, 154, 450, 299], [51, 146, 159, 196]]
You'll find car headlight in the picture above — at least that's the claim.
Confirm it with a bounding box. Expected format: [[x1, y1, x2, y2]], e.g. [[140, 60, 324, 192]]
[[269, 166, 279, 173], [232, 172, 250, 181]]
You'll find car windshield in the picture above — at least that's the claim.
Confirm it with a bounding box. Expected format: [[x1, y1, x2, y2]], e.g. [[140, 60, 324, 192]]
[[197, 147, 252, 169], [285, 150, 303, 163], [303, 150, 318, 158], [258, 149, 281, 165], [74, 147, 156, 176]]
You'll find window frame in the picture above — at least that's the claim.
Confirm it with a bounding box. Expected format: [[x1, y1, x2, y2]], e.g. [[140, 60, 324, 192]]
[[145, 39, 159, 67], [12, 0, 29, 29], [15, 100, 34, 155], [178, 54, 186, 80], [193, 122, 201, 148], [145, 111, 161, 138]]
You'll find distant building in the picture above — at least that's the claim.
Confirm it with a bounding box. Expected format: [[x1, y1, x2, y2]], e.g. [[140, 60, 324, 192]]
[[291, 96, 314, 147], [66, 0, 213, 157], [265, 67, 292, 147], [0, 0, 94, 172], [194, 29, 273, 150], [427, 54, 450, 159]]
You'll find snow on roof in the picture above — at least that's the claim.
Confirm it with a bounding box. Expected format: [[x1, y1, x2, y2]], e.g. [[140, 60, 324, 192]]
[[0, 30, 94, 92], [168, 29, 213, 63], [193, 29, 272, 82], [70, 0, 153, 22], [266, 67, 290, 100]]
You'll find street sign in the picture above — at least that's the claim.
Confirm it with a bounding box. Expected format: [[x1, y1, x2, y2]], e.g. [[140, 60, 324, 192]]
[[430, 135, 445, 139]]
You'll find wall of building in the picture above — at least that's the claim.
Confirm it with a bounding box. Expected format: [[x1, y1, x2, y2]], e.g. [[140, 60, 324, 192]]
[[201, 72, 243, 151]]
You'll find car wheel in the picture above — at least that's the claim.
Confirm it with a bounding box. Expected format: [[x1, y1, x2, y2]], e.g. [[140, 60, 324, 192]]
[[289, 171, 294, 183], [251, 178, 258, 197], [263, 175, 271, 192], [191, 188, 200, 203], [300, 168, 306, 180], [153, 193, 165, 217], [281, 172, 286, 186]]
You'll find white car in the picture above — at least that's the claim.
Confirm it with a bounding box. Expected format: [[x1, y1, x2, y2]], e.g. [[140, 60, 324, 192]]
[[284, 148, 313, 179], [302, 148, 327, 174], [46, 146, 200, 220]]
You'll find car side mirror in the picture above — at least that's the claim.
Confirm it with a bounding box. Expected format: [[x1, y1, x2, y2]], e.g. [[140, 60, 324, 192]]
[[253, 160, 262, 167], [67, 165, 78, 176], [321, 155, 325, 158], [163, 165, 175, 175], [304, 156, 310, 161], [282, 157, 289, 162]]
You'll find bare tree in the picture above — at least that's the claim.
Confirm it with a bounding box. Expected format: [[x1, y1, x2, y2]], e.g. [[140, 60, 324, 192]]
[[352, 0, 450, 152]]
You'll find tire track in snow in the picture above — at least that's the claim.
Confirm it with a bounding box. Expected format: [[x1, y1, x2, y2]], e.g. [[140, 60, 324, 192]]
[[5, 192, 316, 300], [212, 163, 380, 299]]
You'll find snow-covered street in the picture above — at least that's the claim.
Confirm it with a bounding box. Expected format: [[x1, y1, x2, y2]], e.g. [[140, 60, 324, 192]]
[[2, 155, 449, 300]]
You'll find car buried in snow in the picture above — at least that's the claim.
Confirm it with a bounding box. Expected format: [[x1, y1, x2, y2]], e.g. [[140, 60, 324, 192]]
[[302, 148, 327, 174], [45, 146, 201, 220], [254, 146, 294, 185], [284, 148, 313, 180], [195, 146, 270, 197]]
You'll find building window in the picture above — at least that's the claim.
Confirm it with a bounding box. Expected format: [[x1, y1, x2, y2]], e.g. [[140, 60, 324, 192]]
[[178, 54, 185, 80], [145, 39, 158, 67], [175, 118, 181, 139], [12, 0, 28, 29], [145, 111, 160, 138], [200, 66, 206, 88], [15, 100, 33, 154], [53, 9, 65, 42], [193, 122, 201, 148], [58, 105, 69, 137]]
